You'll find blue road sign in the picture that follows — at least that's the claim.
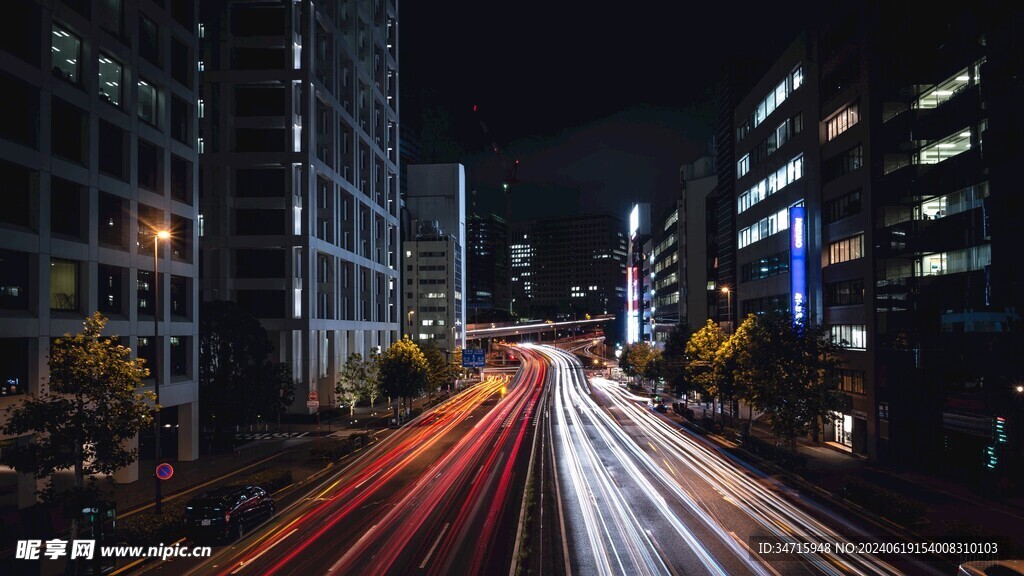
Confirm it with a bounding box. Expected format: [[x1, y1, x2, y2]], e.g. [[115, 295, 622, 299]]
[[462, 349, 486, 368]]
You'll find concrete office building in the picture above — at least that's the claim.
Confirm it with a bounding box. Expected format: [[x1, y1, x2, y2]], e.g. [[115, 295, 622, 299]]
[[0, 0, 201, 505], [199, 0, 401, 412], [403, 163, 466, 350]]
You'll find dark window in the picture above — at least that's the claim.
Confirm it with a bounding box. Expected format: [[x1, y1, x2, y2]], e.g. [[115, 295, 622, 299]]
[[138, 79, 157, 126], [138, 140, 161, 192], [97, 0, 123, 37], [825, 189, 862, 224], [170, 214, 192, 262], [171, 96, 189, 143], [60, 0, 90, 18], [234, 85, 285, 117], [169, 336, 187, 376], [170, 275, 189, 318], [170, 37, 191, 88], [741, 294, 789, 316], [49, 258, 79, 311], [0, 249, 30, 311], [98, 120, 126, 180], [0, 71, 39, 148], [97, 263, 124, 315], [1, 1, 41, 67], [236, 290, 286, 318], [51, 98, 88, 164], [236, 249, 286, 278], [135, 336, 155, 374], [0, 338, 30, 397], [98, 192, 126, 248], [232, 48, 286, 70], [235, 168, 286, 197], [0, 159, 37, 230], [824, 144, 863, 183], [235, 209, 285, 235], [740, 250, 790, 282], [170, 155, 190, 204], [836, 368, 865, 394], [50, 178, 85, 240], [170, 0, 194, 29], [234, 128, 286, 153], [232, 5, 286, 36], [139, 15, 160, 66], [137, 203, 163, 248], [825, 278, 865, 307]]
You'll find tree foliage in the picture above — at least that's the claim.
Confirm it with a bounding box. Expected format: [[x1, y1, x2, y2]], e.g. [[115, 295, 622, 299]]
[[199, 301, 294, 429], [734, 312, 844, 451], [0, 313, 153, 529], [661, 324, 692, 396], [336, 353, 370, 416], [685, 320, 727, 396], [377, 336, 430, 406], [622, 342, 660, 379], [419, 342, 460, 396]]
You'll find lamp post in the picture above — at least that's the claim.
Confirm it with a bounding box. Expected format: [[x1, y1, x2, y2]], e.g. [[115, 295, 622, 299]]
[[721, 286, 732, 333], [152, 229, 170, 514]]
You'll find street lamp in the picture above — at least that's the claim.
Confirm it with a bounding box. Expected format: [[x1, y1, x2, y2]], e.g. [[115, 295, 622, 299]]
[[152, 229, 170, 514], [721, 286, 732, 333]]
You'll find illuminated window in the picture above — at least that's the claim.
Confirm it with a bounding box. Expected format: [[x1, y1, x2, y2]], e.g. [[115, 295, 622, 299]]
[[830, 325, 866, 349], [51, 24, 81, 84], [98, 54, 122, 107], [828, 234, 864, 265], [826, 103, 859, 141]]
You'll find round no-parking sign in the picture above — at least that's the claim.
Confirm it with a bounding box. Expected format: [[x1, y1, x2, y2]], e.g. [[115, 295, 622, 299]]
[[156, 463, 174, 480]]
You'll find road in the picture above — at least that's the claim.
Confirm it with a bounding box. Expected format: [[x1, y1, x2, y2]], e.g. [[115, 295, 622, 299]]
[[137, 369, 542, 576], [532, 343, 946, 576]]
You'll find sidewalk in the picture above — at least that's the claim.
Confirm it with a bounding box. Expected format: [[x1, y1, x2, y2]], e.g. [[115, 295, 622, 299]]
[[667, 401, 1024, 559]]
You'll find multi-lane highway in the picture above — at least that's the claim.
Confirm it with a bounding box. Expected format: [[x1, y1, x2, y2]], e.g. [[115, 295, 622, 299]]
[[163, 365, 542, 576], [532, 343, 944, 576]]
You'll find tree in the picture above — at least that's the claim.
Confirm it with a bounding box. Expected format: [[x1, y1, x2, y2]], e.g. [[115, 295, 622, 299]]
[[377, 336, 430, 417], [736, 312, 844, 452], [336, 353, 368, 417], [199, 301, 294, 432], [714, 315, 755, 425], [420, 342, 458, 398], [0, 313, 153, 537], [623, 342, 661, 391], [365, 347, 382, 408], [686, 319, 727, 406], [661, 324, 692, 399]]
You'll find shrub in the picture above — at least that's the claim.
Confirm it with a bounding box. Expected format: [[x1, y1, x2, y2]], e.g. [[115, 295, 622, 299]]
[[841, 476, 926, 526], [237, 468, 293, 493], [741, 435, 807, 471], [117, 500, 186, 545]]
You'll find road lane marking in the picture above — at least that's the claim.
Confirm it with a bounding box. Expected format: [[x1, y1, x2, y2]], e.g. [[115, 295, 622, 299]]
[[419, 522, 450, 569], [230, 528, 297, 574]]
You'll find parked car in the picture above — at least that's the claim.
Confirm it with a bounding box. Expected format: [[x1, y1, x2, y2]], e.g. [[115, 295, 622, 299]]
[[184, 485, 275, 542]]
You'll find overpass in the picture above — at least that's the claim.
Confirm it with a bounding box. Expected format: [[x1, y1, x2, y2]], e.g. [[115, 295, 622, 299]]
[[466, 314, 616, 342]]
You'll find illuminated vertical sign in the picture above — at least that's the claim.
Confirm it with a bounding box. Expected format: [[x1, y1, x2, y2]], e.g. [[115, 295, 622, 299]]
[[629, 205, 639, 239], [627, 266, 639, 343], [790, 206, 806, 323]]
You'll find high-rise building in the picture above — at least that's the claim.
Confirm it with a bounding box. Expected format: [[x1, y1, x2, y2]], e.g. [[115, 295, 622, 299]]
[[199, 0, 401, 413], [466, 212, 508, 318], [403, 163, 466, 350], [511, 215, 626, 324], [0, 0, 202, 503]]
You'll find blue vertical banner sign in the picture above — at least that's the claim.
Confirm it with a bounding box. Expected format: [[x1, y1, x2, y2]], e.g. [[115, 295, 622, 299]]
[[790, 206, 806, 323]]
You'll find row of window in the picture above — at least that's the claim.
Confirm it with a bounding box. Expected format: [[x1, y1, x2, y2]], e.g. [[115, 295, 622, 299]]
[[826, 103, 860, 141], [830, 324, 866, 349], [0, 249, 191, 318], [741, 294, 789, 316], [737, 155, 804, 214], [824, 144, 863, 182], [737, 206, 796, 249], [828, 234, 864, 265], [738, 113, 805, 179], [836, 369, 865, 394], [825, 189, 862, 224], [740, 250, 790, 282], [825, 278, 864, 306], [737, 66, 804, 141]]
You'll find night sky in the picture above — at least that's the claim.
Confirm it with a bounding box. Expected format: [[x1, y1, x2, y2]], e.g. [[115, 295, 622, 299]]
[[400, 1, 823, 222]]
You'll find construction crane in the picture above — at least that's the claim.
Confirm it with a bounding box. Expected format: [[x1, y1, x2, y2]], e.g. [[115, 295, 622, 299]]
[[473, 104, 519, 227]]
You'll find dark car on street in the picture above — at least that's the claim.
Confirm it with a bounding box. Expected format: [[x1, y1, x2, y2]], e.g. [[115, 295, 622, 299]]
[[184, 485, 275, 542]]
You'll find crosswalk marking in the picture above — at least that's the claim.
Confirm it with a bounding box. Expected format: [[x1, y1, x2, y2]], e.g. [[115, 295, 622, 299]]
[[234, 432, 311, 440]]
